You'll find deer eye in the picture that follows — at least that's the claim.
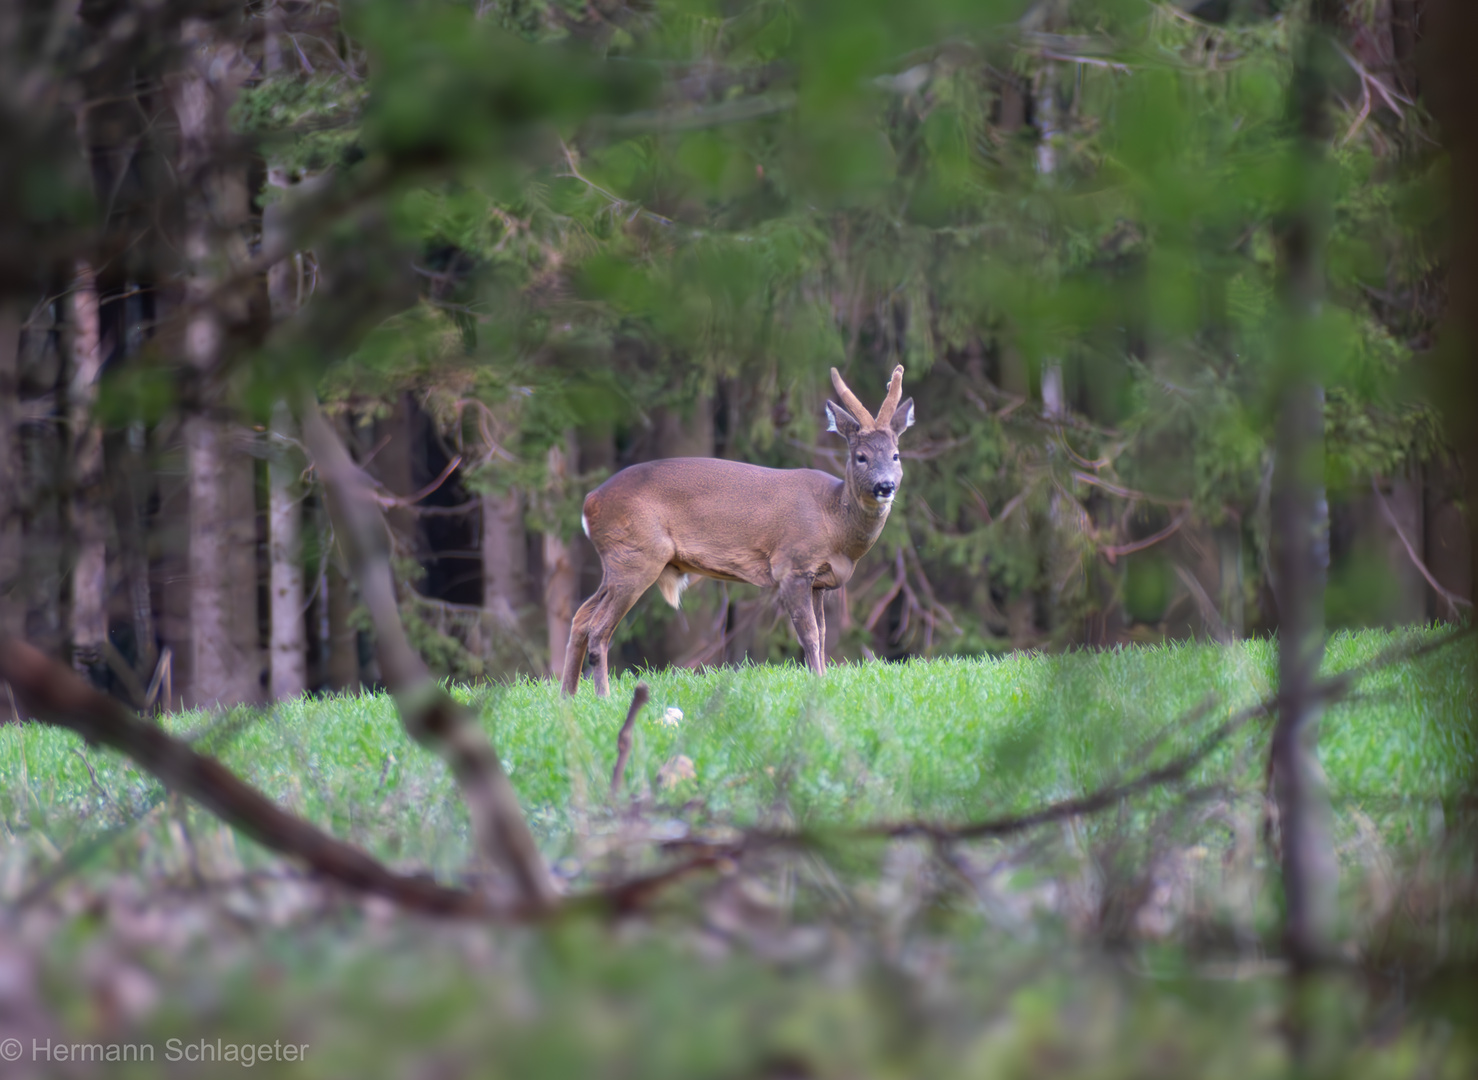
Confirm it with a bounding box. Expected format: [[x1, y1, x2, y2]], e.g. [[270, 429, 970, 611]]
[[892, 453, 899, 461], [856, 454, 867, 464]]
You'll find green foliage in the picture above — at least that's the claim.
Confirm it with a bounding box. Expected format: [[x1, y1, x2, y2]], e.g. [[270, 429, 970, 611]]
[[235, 74, 369, 176], [247, 0, 1450, 661]]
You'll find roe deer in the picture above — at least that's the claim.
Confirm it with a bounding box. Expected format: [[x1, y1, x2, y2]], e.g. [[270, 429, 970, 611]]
[[561, 365, 914, 696]]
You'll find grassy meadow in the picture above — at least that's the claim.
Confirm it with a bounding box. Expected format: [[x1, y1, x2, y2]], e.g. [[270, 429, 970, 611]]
[[1, 628, 1474, 1078]]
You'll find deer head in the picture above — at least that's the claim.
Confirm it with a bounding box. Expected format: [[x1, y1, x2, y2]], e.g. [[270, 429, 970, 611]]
[[825, 365, 915, 508]]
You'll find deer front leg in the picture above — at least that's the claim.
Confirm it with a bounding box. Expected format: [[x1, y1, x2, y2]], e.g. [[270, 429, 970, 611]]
[[779, 573, 825, 676]]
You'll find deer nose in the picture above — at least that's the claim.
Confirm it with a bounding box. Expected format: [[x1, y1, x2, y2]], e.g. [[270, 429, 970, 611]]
[[872, 480, 896, 500]]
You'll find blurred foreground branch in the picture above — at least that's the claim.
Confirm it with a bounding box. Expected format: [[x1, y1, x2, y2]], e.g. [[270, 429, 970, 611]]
[[656, 628, 1470, 860], [299, 396, 558, 911], [0, 636, 495, 917]]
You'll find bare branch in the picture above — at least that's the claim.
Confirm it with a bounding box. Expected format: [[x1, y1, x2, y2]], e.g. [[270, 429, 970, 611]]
[[610, 682, 651, 797], [1100, 509, 1190, 563]]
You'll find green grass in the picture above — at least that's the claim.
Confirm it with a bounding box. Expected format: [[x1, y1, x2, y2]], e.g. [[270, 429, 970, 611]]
[[3, 628, 1472, 881], [2, 629, 1475, 1080]]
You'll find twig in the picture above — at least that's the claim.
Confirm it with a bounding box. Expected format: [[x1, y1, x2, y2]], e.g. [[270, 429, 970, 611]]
[[373, 454, 463, 509], [1100, 509, 1191, 563], [71, 746, 118, 813], [558, 139, 676, 228], [1074, 470, 1184, 507], [610, 682, 651, 797], [1341, 81, 1373, 146], [1039, 49, 1131, 73], [99, 640, 148, 708], [864, 550, 908, 632], [1173, 563, 1232, 643], [1371, 477, 1472, 619], [1335, 43, 1413, 117]]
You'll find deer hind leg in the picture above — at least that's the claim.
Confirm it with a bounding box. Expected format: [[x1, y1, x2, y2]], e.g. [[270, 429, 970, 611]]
[[811, 589, 827, 675], [561, 593, 600, 697], [569, 550, 671, 698], [779, 573, 825, 677]]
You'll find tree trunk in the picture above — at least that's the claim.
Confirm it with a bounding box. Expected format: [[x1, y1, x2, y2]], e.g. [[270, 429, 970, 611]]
[[102, 421, 158, 689], [1216, 521, 1245, 639], [542, 436, 578, 681], [0, 304, 22, 637], [268, 401, 306, 700], [263, 18, 306, 701], [1270, 1, 1339, 987], [173, 18, 259, 708], [1426, 0, 1478, 801], [325, 558, 360, 693], [654, 399, 713, 665], [68, 262, 109, 676], [482, 487, 527, 631]]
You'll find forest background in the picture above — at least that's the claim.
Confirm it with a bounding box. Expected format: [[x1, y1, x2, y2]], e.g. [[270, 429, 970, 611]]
[[0, 0, 1469, 710], [2, 0, 1478, 1073]]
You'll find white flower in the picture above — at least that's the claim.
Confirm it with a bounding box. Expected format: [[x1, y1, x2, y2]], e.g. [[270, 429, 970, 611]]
[[659, 706, 684, 728]]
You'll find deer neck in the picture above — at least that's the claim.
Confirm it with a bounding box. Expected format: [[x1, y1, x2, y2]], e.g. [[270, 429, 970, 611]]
[[838, 479, 892, 559]]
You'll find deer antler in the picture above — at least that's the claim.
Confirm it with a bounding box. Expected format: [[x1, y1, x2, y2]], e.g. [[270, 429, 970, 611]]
[[874, 366, 905, 428], [830, 367, 875, 427]]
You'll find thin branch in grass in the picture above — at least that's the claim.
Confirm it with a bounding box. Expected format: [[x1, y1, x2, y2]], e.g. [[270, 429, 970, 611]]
[[611, 682, 651, 797], [299, 396, 557, 911], [0, 636, 501, 917], [71, 746, 119, 817]]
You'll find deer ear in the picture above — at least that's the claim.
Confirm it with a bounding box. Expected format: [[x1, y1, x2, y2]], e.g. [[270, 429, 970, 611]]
[[825, 400, 861, 438], [889, 397, 915, 435]]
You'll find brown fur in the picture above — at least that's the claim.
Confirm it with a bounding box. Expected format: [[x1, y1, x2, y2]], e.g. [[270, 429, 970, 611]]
[[562, 367, 915, 696]]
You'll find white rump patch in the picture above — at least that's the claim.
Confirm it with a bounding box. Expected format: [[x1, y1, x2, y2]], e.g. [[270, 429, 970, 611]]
[[581, 511, 590, 539]]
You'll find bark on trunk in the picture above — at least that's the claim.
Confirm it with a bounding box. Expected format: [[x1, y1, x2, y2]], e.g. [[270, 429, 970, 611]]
[[173, 19, 259, 708], [543, 436, 578, 682], [1270, 382, 1336, 969], [0, 305, 22, 637], [185, 420, 261, 706], [481, 487, 526, 631], [268, 401, 306, 700], [1216, 522, 1245, 639], [263, 23, 306, 701], [654, 399, 712, 666], [68, 263, 109, 674], [108, 426, 157, 684], [326, 559, 359, 692], [1426, 0, 1478, 798]]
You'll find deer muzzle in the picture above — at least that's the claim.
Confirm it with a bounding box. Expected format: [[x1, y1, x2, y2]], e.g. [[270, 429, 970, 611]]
[[872, 480, 896, 500]]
